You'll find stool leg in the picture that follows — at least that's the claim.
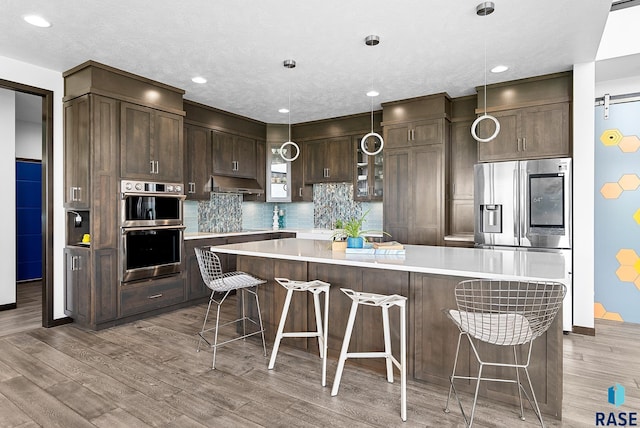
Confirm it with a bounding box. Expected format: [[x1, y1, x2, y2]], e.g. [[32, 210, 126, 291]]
[[268, 288, 294, 370], [312, 292, 324, 358], [400, 303, 407, 422], [253, 287, 267, 357], [322, 287, 329, 387], [197, 290, 215, 352], [331, 299, 359, 396], [381, 305, 394, 383]]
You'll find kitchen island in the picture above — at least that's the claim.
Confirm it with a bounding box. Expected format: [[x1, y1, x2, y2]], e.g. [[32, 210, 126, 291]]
[[209, 238, 568, 419]]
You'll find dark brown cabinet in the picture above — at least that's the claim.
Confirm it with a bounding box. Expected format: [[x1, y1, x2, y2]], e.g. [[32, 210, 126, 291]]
[[120, 102, 184, 182], [64, 247, 91, 325], [448, 117, 477, 237], [184, 237, 228, 300], [383, 127, 447, 246], [304, 137, 353, 183], [291, 144, 313, 201], [64, 95, 90, 209], [384, 118, 444, 149], [184, 124, 212, 200], [212, 130, 257, 179], [354, 135, 383, 201], [477, 103, 570, 162], [119, 275, 185, 318]]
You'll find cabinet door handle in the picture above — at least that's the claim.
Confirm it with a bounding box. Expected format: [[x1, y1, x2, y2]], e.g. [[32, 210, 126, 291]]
[[523, 137, 526, 151], [412, 129, 415, 140], [408, 129, 411, 141], [150, 160, 155, 174], [155, 161, 159, 174], [147, 293, 163, 299], [517, 138, 521, 152], [299, 187, 303, 197], [71, 255, 80, 271]]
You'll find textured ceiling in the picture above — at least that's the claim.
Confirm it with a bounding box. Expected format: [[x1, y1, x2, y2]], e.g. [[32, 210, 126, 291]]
[[1, 0, 611, 124]]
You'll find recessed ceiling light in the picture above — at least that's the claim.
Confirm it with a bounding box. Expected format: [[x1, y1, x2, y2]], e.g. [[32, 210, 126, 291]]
[[191, 76, 207, 84], [279, 108, 289, 114], [23, 15, 51, 28], [366, 90, 379, 97], [491, 65, 509, 73]]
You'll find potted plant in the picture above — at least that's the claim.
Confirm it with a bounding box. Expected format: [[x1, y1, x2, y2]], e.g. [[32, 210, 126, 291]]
[[341, 209, 388, 248]]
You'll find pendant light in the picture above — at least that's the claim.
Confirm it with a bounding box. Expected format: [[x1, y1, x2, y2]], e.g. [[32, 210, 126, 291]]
[[361, 35, 384, 156], [471, 2, 501, 143], [279, 59, 300, 162]]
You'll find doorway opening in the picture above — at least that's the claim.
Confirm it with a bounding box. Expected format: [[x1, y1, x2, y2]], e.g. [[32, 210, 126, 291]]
[[0, 78, 56, 329]]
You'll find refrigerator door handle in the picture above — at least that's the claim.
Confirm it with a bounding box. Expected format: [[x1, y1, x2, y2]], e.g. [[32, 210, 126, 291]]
[[513, 168, 520, 242]]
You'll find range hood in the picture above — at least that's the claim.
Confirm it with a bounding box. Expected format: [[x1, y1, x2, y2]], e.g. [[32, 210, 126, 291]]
[[205, 175, 263, 195]]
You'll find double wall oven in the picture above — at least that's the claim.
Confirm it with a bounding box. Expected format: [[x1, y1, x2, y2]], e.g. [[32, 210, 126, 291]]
[[120, 180, 186, 282]]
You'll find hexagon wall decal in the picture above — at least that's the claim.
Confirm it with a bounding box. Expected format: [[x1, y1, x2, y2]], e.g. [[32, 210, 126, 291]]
[[618, 135, 640, 153], [635, 258, 640, 275], [600, 129, 623, 146], [635, 276, 640, 291], [616, 265, 639, 282], [616, 249, 639, 265], [618, 174, 640, 191], [634, 209, 640, 225], [600, 182, 623, 199], [594, 302, 624, 321]]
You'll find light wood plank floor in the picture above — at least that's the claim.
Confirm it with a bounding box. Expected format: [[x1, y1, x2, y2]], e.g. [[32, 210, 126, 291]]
[[0, 281, 42, 338], [0, 294, 639, 427]]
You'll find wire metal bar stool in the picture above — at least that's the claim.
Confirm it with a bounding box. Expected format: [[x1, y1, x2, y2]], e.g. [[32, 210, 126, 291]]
[[443, 279, 566, 427], [194, 246, 267, 369]]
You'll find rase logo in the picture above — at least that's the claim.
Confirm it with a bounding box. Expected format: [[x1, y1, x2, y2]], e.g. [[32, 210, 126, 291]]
[[596, 383, 637, 426]]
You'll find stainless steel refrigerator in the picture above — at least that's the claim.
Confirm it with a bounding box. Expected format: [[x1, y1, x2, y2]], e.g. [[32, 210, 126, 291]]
[[474, 158, 572, 250]]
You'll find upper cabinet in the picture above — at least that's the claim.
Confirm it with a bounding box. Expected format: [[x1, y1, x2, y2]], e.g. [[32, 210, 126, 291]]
[[64, 95, 90, 209], [304, 136, 353, 183], [476, 72, 572, 162], [266, 142, 291, 202], [354, 135, 383, 201], [212, 130, 257, 179], [385, 118, 445, 149], [184, 123, 212, 200], [476, 103, 570, 162], [120, 102, 184, 182]]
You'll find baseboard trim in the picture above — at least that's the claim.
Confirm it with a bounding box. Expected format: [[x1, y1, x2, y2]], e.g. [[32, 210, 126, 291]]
[[572, 325, 596, 336], [47, 317, 73, 328], [0, 302, 17, 311]]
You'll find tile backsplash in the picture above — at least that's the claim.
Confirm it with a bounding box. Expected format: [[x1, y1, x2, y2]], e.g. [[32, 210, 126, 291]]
[[185, 182, 382, 233]]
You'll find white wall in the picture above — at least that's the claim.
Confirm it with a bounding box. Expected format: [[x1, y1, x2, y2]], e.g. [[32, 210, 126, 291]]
[[0, 88, 17, 306], [0, 55, 65, 319], [572, 62, 596, 329], [16, 120, 43, 160]]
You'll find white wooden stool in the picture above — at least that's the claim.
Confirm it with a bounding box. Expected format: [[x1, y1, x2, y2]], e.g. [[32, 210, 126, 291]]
[[268, 278, 331, 386], [331, 288, 408, 422]]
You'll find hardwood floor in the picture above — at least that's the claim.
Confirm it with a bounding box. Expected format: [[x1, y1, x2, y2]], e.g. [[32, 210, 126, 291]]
[[0, 281, 42, 338], [0, 293, 638, 427]]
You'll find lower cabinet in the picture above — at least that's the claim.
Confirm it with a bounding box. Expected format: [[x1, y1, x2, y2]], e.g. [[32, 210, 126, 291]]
[[184, 238, 228, 300], [119, 275, 185, 318], [64, 247, 91, 326]]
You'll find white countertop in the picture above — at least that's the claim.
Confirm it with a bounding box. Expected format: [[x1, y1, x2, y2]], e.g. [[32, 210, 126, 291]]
[[184, 229, 297, 240], [209, 238, 571, 282]]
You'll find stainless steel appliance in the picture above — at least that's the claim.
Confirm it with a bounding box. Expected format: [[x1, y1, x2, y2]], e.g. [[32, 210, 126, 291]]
[[121, 180, 185, 227], [474, 158, 571, 249], [121, 226, 183, 282], [120, 180, 185, 282]]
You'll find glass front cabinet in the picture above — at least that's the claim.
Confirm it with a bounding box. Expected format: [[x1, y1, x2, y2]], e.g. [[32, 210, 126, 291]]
[[354, 135, 383, 201], [266, 142, 292, 202]]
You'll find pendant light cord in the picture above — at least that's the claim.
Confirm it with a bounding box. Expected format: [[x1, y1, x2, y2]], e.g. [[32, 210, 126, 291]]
[[483, 8, 488, 115]]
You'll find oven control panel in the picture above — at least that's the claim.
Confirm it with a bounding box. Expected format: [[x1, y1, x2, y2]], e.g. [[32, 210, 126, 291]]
[[121, 180, 183, 194]]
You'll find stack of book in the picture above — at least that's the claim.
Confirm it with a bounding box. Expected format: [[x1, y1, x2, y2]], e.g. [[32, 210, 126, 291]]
[[373, 241, 405, 255]]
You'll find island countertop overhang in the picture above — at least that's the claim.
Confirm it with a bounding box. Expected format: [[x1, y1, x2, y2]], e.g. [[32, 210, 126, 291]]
[[208, 238, 570, 283]]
